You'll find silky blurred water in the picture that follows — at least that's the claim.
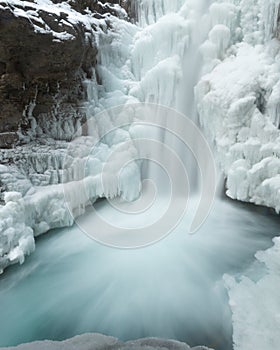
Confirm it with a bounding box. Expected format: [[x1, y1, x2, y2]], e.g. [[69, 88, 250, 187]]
[[0, 196, 279, 350]]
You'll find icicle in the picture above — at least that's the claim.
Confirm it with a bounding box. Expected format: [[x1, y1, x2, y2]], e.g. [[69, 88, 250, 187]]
[[137, 0, 185, 27], [208, 24, 231, 59], [267, 80, 280, 127], [263, 0, 280, 40], [209, 2, 239, 31]]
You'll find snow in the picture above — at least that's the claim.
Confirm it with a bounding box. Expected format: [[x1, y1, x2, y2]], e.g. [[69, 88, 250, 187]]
[[0, 0, 125, 41]]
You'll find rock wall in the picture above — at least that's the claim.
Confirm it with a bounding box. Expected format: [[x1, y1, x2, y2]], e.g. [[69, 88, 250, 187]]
[[0, 0, 131, 147]]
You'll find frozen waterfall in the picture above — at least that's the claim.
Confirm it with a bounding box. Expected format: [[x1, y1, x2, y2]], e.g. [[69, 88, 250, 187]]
[[0, 1, 280, 350]]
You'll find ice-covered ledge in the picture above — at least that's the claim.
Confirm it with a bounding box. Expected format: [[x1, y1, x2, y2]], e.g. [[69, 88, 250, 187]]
[[0, 133, 141, 273], [0, 333, 212, 350]]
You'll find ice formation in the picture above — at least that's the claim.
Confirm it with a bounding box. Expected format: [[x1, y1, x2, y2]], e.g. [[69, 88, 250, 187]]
[[194, 8, 280, 347], [196, 0, 280, 211], [225, 237, 280, 350], [0, 333, 211, 350], [0, 0, 279, 329], [0, 189, 34, 274], [0, 0, 280, 349]]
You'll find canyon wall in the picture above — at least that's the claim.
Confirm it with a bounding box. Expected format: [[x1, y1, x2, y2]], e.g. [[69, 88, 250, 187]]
[[0, 0, 132, 147]]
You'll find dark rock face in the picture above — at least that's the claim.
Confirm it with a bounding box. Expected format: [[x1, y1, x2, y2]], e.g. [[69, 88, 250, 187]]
[[0, 132, 18, 148], [0, 0, 133, 146]]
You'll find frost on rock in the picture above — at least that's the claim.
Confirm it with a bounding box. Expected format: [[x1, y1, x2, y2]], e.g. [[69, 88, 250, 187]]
[[225, 237, 280, 350], [196, 0, 280, 212]]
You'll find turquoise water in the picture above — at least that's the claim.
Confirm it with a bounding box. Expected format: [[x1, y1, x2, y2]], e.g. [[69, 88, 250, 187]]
[[0, 198, 279, 350]]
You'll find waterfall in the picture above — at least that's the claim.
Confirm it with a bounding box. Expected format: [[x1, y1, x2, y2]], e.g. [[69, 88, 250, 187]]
[[66, 0, 219, 244], [129, 0, 214, 195]]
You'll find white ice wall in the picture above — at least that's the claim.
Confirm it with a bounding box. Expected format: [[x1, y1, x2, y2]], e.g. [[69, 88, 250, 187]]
[[194, 2, 280, 349], [196, 0, 280, 212]]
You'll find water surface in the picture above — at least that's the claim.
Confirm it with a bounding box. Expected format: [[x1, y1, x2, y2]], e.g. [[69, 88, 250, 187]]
[[0, 197, 279, 350]]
